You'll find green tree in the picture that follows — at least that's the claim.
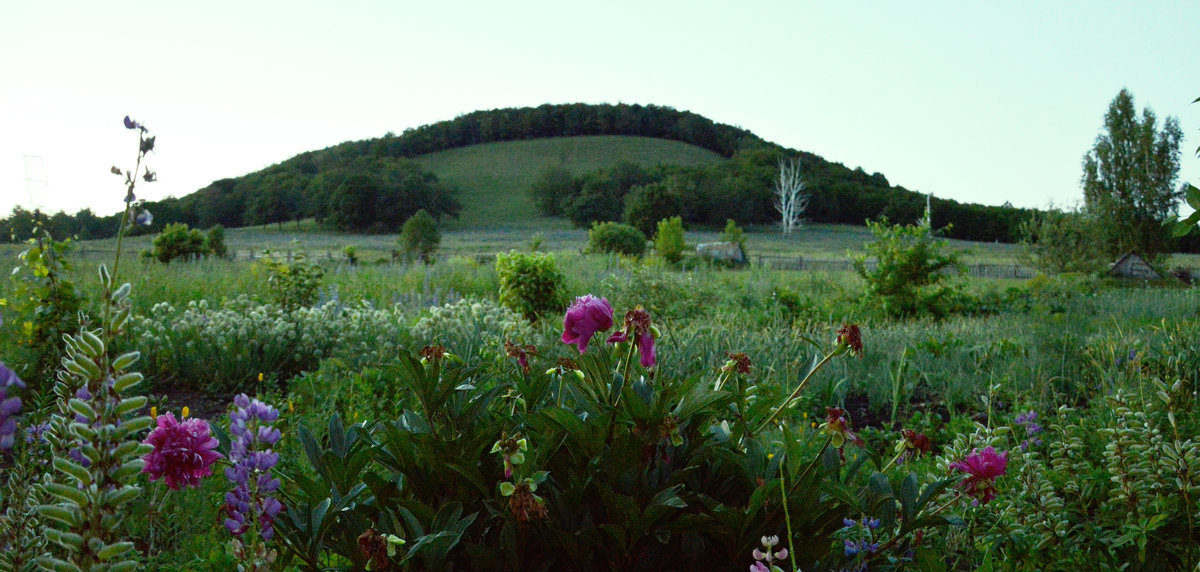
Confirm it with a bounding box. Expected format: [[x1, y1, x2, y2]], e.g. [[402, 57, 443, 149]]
[[529, 166, 577, 216], [399, 209, 440, 263], [852, 218, 964, 318], [1082, 89, 1184, 261], [206, 224, 228, 258], [719, 218, 747, 256], [151, 222, 208, 263], [624, 180, 685, 237], [1018, 208, 1105, 275], [653, 216, 686, 265]]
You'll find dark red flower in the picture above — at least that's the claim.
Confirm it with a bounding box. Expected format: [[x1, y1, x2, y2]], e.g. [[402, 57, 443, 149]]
[[607, 306, 656, 368], [819, 407, 862, 448], [836, 324, 863, 356], [504, 340, 537, 374], [723, 352, 752, 375], [419, 345, 448, 362]]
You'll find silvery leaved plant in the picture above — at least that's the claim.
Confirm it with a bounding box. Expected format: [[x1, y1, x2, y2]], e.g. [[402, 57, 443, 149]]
[[35, 116, 157, 570]]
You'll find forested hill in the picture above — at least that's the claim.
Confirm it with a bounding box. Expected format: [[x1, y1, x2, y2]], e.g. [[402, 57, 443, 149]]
[[7, 103, 1049, 244]]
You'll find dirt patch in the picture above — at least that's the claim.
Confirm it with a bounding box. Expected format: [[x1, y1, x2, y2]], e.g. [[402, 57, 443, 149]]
[[146, 384, 230, 421]]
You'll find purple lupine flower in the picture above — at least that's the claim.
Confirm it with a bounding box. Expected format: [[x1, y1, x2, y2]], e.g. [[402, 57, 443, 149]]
[[561, 295, 614, 353], [0, 382, 22, 451], [25, 421, 50, 445], [141, 412, 222, 490], [135, 209, 153, 226], [1015, 411, 1044, 450], [225, 393, 282, 541], [750, 535, 786, 572]]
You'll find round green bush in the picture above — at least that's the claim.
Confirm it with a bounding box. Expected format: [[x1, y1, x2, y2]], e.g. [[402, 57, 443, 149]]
[[587, 221, 646, 257]]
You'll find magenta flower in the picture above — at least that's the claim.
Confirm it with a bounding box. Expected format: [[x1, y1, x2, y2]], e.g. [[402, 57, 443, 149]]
[[949, 446, 1008, 505], [561, 295, 614, 353], [607, 306, 657, 368], [142, 412, 222, 490]]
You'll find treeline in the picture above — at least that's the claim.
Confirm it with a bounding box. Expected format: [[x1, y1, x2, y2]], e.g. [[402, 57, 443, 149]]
[[3, 102, 1195, 250], [530, 146, 1046, 244], [1, 155, 461, 241]]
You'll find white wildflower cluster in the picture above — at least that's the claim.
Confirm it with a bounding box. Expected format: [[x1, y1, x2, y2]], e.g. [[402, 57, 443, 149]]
[[412, 298, 535, 360], [130, 296, 412, 393]]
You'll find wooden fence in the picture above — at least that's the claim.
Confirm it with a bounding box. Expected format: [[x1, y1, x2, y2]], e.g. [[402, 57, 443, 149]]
[[754, 255, 1037, 280]]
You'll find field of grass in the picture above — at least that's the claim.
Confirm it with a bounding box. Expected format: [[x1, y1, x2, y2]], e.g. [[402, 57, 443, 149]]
[[412, 135, 726, 230], [3, 221, 1199, 568]]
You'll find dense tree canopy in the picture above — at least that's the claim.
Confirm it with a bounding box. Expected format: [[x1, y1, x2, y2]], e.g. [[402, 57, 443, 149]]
[[1082, 89, 1184, 261]]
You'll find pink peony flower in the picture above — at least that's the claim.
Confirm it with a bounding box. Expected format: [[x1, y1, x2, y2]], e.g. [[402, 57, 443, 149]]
[[607, 306, 657, 368], [561, 295, 614, 353], [949, 446, 1008, 505], [142, 412, 222, 490]]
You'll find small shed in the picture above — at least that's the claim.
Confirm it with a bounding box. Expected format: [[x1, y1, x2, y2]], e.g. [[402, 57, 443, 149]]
[[1108, 252, 1162, 280], [696, 242, 746, 265]]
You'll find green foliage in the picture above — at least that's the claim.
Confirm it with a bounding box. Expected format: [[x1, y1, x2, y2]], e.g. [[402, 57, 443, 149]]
[[254, 250, 326, 310], [495, 250, 566, 322], [528, 165, 577, 216], [1018, 208, 1106, 274], [1083, 89, 1184, 262], [852, 218, 965, 318], [587, 221, 646, 257], [132, 296, 412, 394], [152, 222, 209, 263], [399, 209, 441, 263], [206, 224, 228, 258], [313, 157, 460, 233], [623, 180, 685, 237], [410, 298, 534, 362], [653, 216, 686, 265], [720, 218, 747, 255], [7, 231, 83, 386]]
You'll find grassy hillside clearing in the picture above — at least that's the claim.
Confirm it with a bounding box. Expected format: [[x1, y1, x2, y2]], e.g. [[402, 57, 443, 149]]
[[412, 135, 726, 230]]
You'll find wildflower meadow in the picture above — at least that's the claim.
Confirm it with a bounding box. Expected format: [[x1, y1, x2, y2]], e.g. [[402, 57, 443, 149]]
[[1, 117, 1199, 571]]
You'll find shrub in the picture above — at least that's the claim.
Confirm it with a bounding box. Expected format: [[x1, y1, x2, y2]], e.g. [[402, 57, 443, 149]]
[[152, 222, 208, 263], [624, 181, 685, 237], [852, 218, 965, 318], [206, 224, 228, 258], [254, 251, 326, 310], [399, 209, 440, 263], [720, 218, 747, 257], [587, 221, 646, 257], [653, 216, 686, 265], [1018, 208, 1105, 275], [496, 250, 567, 322]]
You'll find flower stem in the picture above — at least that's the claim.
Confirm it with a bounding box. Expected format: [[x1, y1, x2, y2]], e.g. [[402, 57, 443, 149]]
[[752, 349, 837, 437], [879, 449, 906, 474], [778, 459, 799, 572]]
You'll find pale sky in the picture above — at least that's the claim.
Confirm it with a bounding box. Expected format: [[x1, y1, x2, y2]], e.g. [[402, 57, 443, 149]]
[[2, 1, 1198, 218]]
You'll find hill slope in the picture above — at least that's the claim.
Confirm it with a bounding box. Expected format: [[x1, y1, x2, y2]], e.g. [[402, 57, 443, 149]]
[[414, 135, 725, 229]]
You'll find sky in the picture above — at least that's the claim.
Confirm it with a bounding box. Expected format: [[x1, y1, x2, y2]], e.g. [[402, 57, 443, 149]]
[[2, 1, 1198, 218]]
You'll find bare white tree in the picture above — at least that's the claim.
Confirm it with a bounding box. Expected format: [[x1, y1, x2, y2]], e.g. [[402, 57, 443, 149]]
[[774, 157, 809, 235]]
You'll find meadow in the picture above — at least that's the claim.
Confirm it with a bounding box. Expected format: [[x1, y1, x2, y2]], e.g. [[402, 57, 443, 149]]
[[2, 120, 1199, 570], [2, 219, 1199, 570]]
